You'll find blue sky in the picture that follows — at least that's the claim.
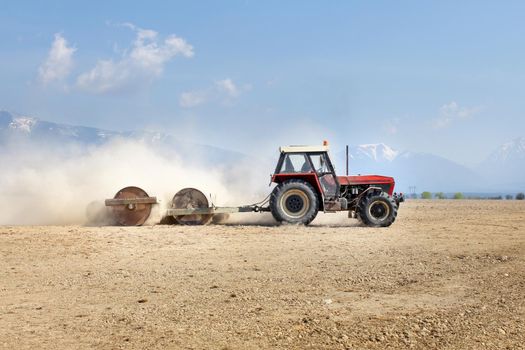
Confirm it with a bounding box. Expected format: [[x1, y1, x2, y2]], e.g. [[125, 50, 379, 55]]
[[1, 0, 524, 164]]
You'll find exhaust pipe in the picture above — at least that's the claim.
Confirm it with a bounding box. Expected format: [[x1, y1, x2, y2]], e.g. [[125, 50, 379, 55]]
[[346, 145, 349, 176]]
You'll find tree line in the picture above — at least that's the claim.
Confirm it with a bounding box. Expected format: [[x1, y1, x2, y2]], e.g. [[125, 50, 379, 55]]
[[411, 192, 525, 200]]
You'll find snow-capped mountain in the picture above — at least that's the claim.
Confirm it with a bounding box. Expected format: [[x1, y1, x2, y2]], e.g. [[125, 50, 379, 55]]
[[7, 116, 38, 133], [350, 143, 399, 162], [0, 110, 244, 164], [334, 144, 479, 193], [478, 137, 525, 191], [0, 110, 120, 144], [486, 137, 525, 163], [338, 139, 524, 192]]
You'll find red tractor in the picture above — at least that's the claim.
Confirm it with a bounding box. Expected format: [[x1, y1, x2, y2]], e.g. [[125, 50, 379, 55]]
[[105, 142, 403, 227], [268, 143, 402, 227]]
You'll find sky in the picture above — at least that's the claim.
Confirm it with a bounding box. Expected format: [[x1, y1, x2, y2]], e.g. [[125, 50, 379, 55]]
[[1, 0, 524, 165]]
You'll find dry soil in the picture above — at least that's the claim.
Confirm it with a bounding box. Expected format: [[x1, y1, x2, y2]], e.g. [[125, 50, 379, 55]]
[[1, 200, 524, 349]]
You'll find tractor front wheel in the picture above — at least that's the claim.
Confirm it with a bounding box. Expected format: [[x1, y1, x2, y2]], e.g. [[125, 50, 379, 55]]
[[357, 192, 397, 227], [270, 179, 319, 225]]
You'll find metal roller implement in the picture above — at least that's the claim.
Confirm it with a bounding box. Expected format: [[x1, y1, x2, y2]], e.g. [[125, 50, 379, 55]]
[[105, 186, 157, 226], [171, 188, 213, 225]]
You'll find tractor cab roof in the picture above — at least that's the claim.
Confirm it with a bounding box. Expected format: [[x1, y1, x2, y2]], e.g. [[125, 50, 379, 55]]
[[279, 144, 329, 153]]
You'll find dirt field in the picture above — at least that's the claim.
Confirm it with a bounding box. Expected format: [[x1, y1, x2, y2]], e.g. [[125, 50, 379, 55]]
[[1, 200, 524, 349]]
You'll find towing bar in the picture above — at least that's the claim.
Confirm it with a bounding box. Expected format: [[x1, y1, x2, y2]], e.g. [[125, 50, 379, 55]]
[[166, 205, 269, 216]]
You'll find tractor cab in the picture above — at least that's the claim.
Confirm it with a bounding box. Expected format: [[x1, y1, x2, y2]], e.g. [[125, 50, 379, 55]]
[[272, 144, 339, 200]]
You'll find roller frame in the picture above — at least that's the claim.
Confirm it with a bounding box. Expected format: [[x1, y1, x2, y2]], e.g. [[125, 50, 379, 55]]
[[166, 205, 268, 217], [105, 197, 158, 206]]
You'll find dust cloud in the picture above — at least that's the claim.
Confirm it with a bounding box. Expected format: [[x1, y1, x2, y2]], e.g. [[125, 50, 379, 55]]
[[0, 139, 272, 225]]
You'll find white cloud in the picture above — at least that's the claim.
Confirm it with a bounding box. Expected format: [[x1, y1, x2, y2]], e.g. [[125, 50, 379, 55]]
[[76, 24, 193, 94], [179, 91, 207, 108], [38, 33, 76, 84], [433, 101, 482, 129], [179, 78, 250, 108], [215, 78, 239, 97], [384, 118, 400, 135]]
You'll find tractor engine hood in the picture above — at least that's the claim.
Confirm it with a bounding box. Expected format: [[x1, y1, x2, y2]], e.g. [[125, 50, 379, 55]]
[[338, 175, 396, 195]]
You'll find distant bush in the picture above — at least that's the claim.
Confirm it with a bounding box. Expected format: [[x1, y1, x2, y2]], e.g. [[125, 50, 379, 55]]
[[516, 193, 525, 200], [488, 196, 503, 200], [421, 191, 432, 199], [434, 192, 446, 199], [453, 192, 464, 199], [505, 194, 514, 200]]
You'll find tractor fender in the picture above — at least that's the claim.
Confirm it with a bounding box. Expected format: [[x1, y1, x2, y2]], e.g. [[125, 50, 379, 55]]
[[355, 186, 384, 206]]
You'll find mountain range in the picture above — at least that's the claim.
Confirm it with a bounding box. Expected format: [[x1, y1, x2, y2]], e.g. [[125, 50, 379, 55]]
[[0, 110, 244, 165], [1, 111, 524, 193]]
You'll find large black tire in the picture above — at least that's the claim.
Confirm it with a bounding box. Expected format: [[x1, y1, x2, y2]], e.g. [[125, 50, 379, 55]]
[[357, 192, 397, 227], [270, 179, 319, 225]]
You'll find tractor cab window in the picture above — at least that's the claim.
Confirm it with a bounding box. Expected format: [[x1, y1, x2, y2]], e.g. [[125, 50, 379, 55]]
[[280, 153, 313, 173], [309, 154, 331, 174]]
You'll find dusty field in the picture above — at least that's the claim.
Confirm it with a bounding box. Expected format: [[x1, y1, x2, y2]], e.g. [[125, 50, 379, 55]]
[[1, 200, 524, 349]]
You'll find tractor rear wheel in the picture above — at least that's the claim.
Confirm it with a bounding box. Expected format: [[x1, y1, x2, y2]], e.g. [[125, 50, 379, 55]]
[[357, 192, 397, 227], [270, 179, 319, 225]]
